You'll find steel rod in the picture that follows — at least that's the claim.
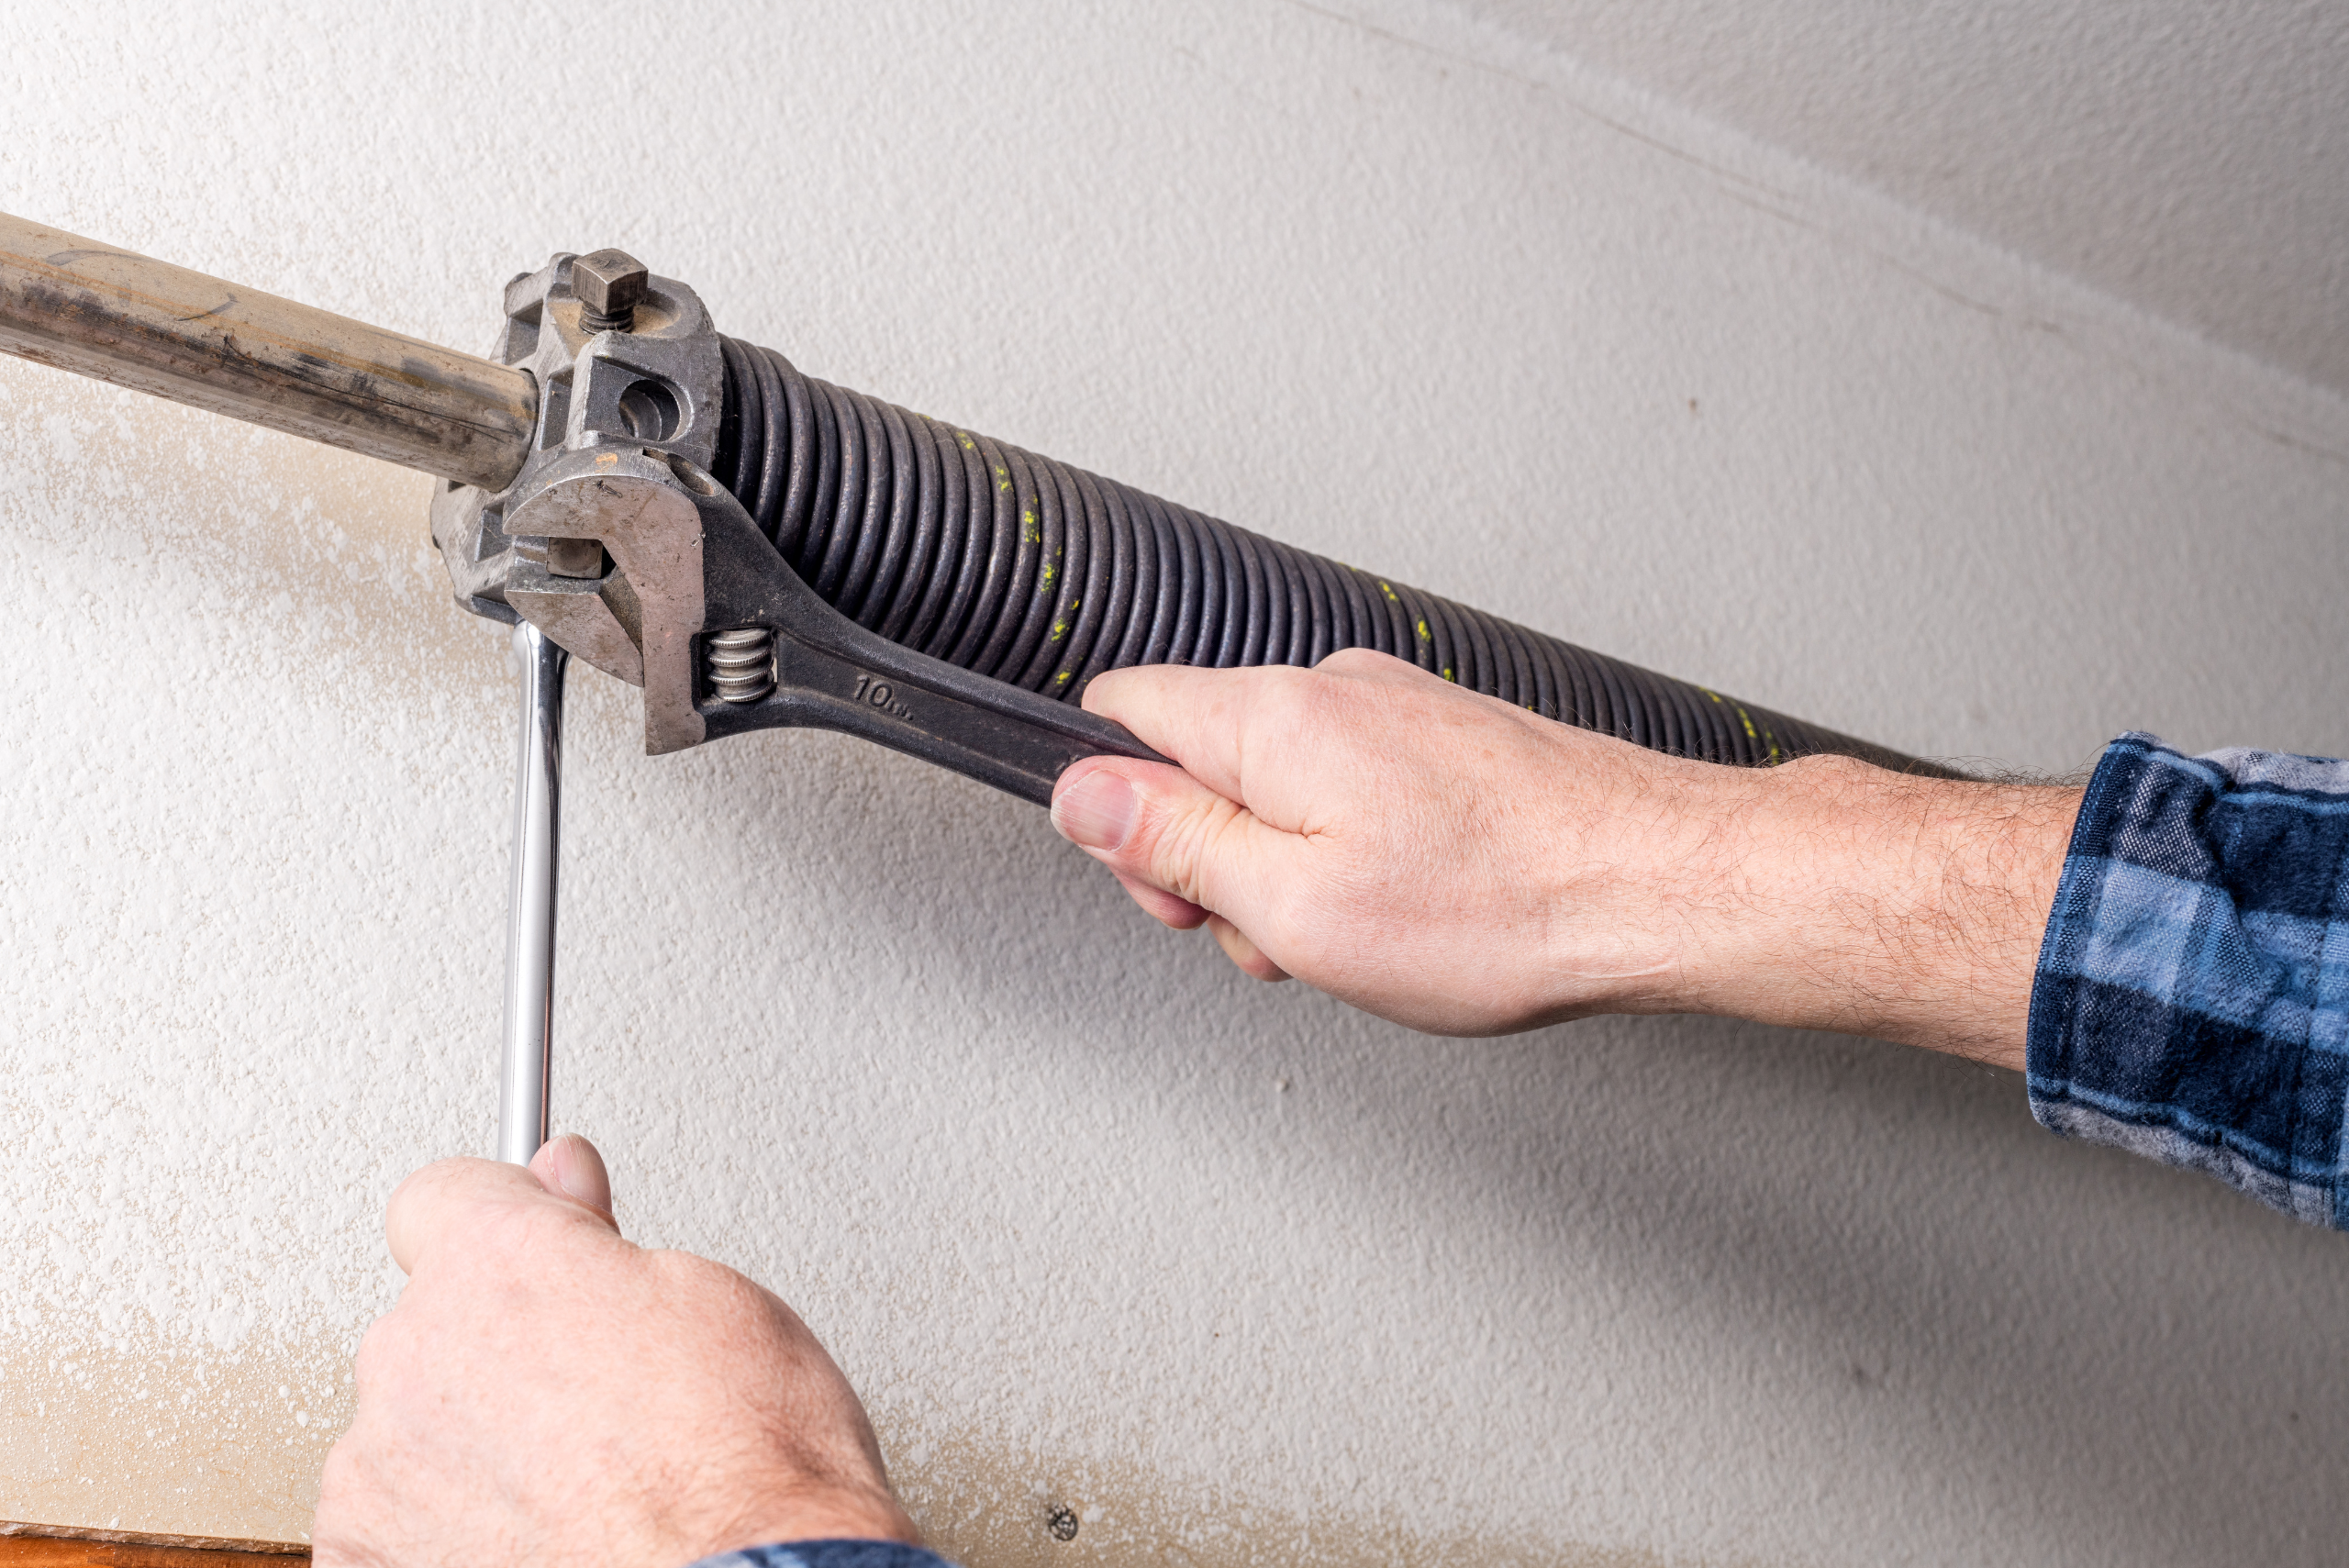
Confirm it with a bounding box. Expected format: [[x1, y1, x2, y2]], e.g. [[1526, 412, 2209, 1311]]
[[0, 212, 536, 491], [497, 622, 568, 1165]]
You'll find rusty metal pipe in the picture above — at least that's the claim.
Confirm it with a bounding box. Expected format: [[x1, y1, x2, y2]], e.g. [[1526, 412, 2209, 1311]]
[[0, 213, 535, 491]]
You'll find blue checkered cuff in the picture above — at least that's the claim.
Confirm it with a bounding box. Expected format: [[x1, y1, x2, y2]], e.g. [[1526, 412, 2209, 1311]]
[[684, 1542, 954, 1568], [2028, 732, 2349, 1229]]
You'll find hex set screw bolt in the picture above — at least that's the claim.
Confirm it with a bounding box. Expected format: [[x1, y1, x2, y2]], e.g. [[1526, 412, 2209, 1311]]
[[573, 249, 648, 333]]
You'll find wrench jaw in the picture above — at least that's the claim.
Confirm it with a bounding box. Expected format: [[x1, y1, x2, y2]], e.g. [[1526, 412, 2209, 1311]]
[[427, 252, 728, 719], [492, 431, 1174, 790], [503, 449, 714, 757]]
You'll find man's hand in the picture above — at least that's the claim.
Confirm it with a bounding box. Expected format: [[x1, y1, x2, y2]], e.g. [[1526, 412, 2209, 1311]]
[[316, 1137, 918, 1568], [1052, 650, 2080, 1065]]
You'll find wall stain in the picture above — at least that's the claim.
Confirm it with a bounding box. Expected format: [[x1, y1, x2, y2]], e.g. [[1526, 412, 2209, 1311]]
[[0, 1340, 344, 1546], [887, 1434, 1764, 1568], [2, 1333, 1765, 1568]]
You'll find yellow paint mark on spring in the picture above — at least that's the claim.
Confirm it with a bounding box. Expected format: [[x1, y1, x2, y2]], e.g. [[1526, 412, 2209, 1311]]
[[996, 464, 1010, 494], [1055, 670, 1073, 684], [1021, 506, 1041, 545], [1442, 667, 1454, 682], [1701, 686, 1778, 760], [1379, 581, 1398, 603], [1415, 617, 1430, 642], [956, 430, 975, 451]]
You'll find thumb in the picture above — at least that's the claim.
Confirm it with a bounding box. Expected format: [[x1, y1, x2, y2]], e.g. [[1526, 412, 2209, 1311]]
[[529, 1133, 618, 1229], [384, 1147, 618, 1276], [1052, 757, 1306, 939]]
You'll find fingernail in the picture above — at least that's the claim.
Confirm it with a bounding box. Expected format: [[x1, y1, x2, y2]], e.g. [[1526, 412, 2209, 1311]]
[[1052, 769, 1137, 851], [541, 1134, 613, 1217]]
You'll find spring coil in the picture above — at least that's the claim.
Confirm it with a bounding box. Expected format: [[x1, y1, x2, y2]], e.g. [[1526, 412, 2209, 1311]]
[[711, 336, 1926, 772]]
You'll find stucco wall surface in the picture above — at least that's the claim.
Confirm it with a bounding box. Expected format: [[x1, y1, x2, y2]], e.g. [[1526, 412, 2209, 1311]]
[[1437, 0, 2349, 395], [4, 5, 2346, 1566]]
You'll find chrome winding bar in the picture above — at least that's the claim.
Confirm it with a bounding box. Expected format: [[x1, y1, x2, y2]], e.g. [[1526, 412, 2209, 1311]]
[[497, 622, 569, 1165]]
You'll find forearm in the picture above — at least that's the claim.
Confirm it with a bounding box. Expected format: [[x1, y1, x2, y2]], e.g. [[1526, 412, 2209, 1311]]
[[1650, 754, 2081, 1067]]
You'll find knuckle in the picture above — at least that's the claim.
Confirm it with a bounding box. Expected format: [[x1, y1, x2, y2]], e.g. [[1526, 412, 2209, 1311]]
[[650, 1247, 756, 1320], [316, 1433, 362, 1498], [351, 1315, 399, 1387], [1253, 665, 1328, 728], [1316, 645, 1395, 677], [1139, 794, 1242, 906], [1269, 662, 1371, 747]]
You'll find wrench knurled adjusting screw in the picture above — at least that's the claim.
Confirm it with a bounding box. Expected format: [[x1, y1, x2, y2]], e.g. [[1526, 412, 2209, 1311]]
[[707, 628, 776, 704]]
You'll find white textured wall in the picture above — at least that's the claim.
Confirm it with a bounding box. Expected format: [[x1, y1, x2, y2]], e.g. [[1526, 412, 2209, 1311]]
[[1440, 0, 2349, 395], [5, 5, 2347, 1566]]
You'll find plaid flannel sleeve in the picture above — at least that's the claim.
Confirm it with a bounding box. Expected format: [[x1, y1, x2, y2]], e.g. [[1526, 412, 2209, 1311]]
[[685, 1543, 955, 1568], [2029, 731, 2349, 1229]]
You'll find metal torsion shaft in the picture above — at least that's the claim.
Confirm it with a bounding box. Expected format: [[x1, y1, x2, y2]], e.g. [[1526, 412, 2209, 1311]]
[[0, 212, 536, 492]]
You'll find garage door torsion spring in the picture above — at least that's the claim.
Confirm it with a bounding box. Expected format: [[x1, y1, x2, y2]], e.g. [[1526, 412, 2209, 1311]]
[[710, 336, 1918, 773]]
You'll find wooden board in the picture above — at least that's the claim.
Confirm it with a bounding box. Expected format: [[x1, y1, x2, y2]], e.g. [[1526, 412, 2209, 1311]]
[[0, 1525, 306, 1565]]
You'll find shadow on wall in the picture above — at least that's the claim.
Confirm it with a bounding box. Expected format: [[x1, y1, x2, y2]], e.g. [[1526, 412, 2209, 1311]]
[[643, 710, 2349, 1567]]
